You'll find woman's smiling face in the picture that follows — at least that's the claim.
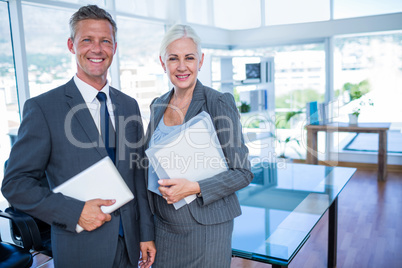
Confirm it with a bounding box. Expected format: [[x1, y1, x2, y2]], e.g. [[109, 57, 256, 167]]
[[160, 37, 204, 92]]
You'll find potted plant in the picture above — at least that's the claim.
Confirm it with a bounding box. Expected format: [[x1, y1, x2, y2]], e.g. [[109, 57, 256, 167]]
[[342, 80, 373, 125], [348, 108, 359, 125], [349, 97, 374, 125], [274, 135, 302, 159], [239, 101, 251, 113]]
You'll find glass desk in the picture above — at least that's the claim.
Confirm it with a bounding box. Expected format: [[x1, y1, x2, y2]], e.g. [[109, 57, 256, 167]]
[[232, 162, 356, 268]]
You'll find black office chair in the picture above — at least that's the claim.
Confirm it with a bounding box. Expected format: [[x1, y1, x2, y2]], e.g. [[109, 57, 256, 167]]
[[3, 160, 53, 258], [0, 209, 35, 268], [6, 207, 52, 258]]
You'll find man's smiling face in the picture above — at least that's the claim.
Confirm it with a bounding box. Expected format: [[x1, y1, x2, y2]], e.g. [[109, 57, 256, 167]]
[[68, 19, 116, 89]]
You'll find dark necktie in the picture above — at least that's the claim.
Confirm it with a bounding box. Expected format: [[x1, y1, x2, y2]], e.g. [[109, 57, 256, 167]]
[[96, 92, 116, 163], [96, 92, 123, 236]]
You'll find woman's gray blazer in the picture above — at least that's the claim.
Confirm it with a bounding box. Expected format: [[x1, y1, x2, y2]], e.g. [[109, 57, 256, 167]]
[[145, 79, 254, 225]]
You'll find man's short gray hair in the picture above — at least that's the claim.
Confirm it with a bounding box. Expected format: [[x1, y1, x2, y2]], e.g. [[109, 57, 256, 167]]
[[69, 5, 117, 41]]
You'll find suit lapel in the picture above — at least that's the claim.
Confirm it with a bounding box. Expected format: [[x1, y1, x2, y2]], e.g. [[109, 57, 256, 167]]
[[109, 87, 121, 168], [184, 80, 206, 123], [65, 79, 107, 158]]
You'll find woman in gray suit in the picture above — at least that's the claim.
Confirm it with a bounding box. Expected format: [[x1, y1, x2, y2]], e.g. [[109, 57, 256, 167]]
[[145, 24, 253, 268]]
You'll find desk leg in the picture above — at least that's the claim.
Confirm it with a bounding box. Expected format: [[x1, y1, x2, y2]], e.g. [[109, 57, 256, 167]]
[[307, 129, 318, 165], [378, 130, 387, 181], [328, 197, 338, 268]]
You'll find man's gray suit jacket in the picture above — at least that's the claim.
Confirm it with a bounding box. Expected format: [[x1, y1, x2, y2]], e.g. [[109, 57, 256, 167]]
[[2, 78, 154, 268], [145, 79, 254, 225]]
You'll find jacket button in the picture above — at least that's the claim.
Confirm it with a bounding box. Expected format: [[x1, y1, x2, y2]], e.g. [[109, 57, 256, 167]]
[[113, 210, 120, 216]]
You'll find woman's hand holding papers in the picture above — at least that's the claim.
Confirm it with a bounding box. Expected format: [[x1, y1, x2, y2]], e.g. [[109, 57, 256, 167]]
[[78, 198, 115, 231], [158, 179, 200, 204]]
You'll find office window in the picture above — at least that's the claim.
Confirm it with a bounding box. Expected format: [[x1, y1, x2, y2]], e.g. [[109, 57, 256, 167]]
[[332, 31, 402, 155], [116, 0, 169, 19], [334, 0, 402, 19], [274, 44, 326, 110], [208, 44, 325, 159], [333, 31, 402, 125], [52, 0, 105, 6], [0, 1, 19, 200], [22, 4, 74, 97], [274, 43, 326, 159], [213, 0, 261, 30], [265, 0, 330, 25], [55, 0, 104, 4], [186, 0, 211, 26], [116, 17, 167, 119]]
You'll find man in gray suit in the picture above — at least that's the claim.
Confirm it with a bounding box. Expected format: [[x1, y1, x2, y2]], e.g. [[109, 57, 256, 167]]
[[2, 5, 155, 268]]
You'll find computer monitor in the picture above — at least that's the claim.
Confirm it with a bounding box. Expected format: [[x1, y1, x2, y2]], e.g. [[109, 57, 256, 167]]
[[245, 63, 261, 80]]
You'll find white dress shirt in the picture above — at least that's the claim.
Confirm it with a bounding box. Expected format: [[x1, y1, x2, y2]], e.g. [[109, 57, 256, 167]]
[[73, 75, 115, 132]]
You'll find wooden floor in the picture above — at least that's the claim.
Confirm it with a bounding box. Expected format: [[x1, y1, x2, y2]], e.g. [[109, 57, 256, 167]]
[[29, 169, 402, 268]]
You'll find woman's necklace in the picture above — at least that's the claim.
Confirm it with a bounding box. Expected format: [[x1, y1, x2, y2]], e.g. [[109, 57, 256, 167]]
[[170, 93, 192, 111]]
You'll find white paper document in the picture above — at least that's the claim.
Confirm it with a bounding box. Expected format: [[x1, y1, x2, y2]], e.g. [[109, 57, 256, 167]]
[[146, 111, 228, 209], [53, 157, 134, 233]]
